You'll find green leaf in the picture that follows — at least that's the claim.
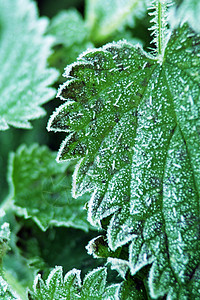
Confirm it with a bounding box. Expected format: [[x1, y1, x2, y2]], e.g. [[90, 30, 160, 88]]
[[118, 274, 147, 300], [7, 144, 91, 231], [170, 0, 200, 33], [47, 9, 93, 80], [0, 0, 58, 131], [86, 235, 130, 278], [47, 9, 89, 48], [85, 0, 148, 43], [48, 22, 200, 298], [28, 266, 120, 299]]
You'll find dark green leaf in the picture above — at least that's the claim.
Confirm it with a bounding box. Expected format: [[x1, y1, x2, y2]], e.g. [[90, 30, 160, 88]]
[[48, 23, 200, 298]]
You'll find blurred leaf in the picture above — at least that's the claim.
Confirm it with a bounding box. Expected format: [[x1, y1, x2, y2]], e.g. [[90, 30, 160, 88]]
[[48, 9, 89, 48], [0, 212, 39, 292], [47, 9, 93, 81], [85, 0, 148, 43], [170, 0, 200, 33], [0, 0, 58, 130], [0, 221, 25, 299], [8, 144, 92, 231], [16, 222, 101, 277]]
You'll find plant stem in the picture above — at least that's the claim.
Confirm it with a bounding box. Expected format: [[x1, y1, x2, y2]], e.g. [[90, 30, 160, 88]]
[[158, 0, 162, 56]]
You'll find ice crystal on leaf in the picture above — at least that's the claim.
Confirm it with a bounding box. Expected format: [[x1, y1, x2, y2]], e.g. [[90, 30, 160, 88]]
[[48, 14, 200, 300], [0, 0, 58, 130], [28, 266, 120, 300]]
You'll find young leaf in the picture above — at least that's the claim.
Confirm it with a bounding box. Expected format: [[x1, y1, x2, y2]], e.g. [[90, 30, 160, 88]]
[[7, 144, 91, 231], [28, 266, 120, 299], [48, 21, 200, 298], [0, 0, 58, 131], [85, 0, 148, 43]]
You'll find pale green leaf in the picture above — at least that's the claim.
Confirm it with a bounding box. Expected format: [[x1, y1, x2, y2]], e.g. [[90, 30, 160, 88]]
[[28, 266, 120, 299], [85, 0, 148, 43], [47, 9, 93, 80], [8, 144, 91, 231], [170, 0, 200, 33], [47, 9, 89, 48], [0, 0, 58, 131], [0, 276, 20, 300], [48, 22, 200, 298], [103, 284, 121, 300]]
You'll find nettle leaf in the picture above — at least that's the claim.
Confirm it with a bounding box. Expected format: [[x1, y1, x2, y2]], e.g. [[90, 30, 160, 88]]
[[85, 0, 148, 43], [28, 266, 120, 299], [48, 21, 200, 298], [8, 144, 91, 231], [0, 0, 58, 131]]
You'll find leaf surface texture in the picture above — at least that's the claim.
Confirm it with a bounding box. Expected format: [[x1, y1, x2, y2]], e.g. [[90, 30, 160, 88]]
[[48, 24, 200, 298], [29, 266, 120, 299]]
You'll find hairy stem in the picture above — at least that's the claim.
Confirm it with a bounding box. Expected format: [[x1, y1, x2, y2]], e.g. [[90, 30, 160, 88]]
[[149, 0, 171, 61]]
